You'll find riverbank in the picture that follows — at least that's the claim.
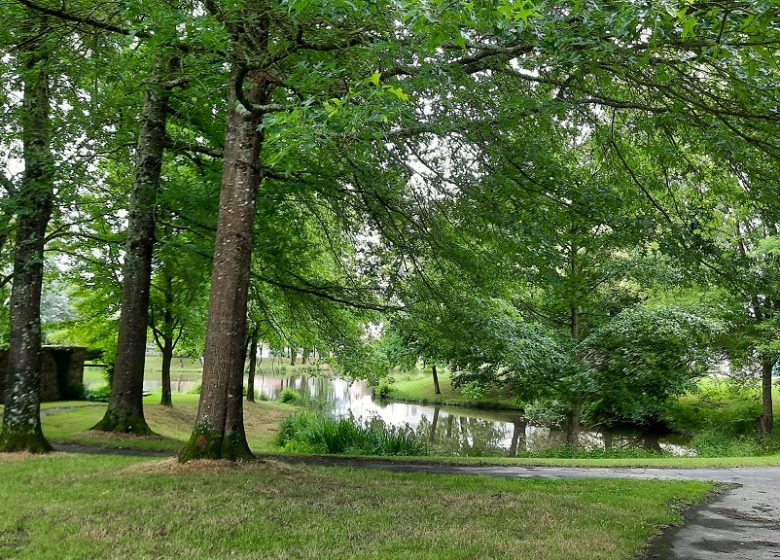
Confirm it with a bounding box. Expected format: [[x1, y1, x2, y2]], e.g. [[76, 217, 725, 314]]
[[386, 370, 521, 409], [0, 452, 713, 559]]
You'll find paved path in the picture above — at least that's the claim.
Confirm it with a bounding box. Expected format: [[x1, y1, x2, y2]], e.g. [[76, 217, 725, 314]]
[[57, 445, 780, 559]]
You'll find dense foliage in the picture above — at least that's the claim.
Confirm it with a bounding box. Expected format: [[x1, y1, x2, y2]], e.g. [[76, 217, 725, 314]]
[[1, 0, 779, 455]]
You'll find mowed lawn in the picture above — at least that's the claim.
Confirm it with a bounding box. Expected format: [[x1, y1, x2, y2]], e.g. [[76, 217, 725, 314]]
[[2, 393, 297, 453], [0, 452, 713, 560]]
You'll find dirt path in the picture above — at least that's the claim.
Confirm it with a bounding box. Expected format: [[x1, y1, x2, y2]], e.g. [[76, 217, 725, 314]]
[[56, 445, 780, 559]]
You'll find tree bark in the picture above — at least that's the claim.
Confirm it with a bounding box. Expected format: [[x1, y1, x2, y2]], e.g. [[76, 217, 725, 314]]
[[290, 349, 296, 366], [759, 355, 774, 436], [246, 335, 258, 403], [160, 336, 174, 407], [0, 17, 54, 453], [431, 364, 441, 395], [93, 62, 172, 434], [179, 66, 264, 462], [159, 274, 176, 407]]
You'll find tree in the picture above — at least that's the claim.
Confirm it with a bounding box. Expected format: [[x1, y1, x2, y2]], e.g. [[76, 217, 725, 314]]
[[179, 0, 409, 461], [92, 58, 179, 433], [0, 12, 55, 453]]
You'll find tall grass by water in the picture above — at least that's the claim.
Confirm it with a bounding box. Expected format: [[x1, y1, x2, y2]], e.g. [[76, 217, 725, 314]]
[[275, 410, 429, 456]]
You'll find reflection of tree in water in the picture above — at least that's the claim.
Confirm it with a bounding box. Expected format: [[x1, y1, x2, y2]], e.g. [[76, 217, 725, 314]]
[[508, 419, 527, 456], [423, 408, 511, 456], [256, 374, 340, 404]]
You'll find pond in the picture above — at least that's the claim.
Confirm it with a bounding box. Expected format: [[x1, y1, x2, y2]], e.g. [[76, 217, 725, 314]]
[[147, 373, 692, 457]]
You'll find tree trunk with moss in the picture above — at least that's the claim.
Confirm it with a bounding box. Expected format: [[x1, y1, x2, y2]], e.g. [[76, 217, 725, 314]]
[[93, 65, 172, 434], [0, 17, 54, 453], [179, 66, 264, 462]]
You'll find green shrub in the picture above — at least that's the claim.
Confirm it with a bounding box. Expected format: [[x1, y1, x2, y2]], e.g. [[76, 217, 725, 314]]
[[373, 378, 395, 400], [275, 410, 428, 456], [188, 383, 202, 395], [689, 429, 779, 457], [278, 387, 303, 404], [85, 384, 112, 402], [461, 381, 487, 401], [523, 399, 568, 427]]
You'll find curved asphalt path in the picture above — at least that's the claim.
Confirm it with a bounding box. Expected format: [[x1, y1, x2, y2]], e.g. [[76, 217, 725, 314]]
[[56, 444, 780, 559]]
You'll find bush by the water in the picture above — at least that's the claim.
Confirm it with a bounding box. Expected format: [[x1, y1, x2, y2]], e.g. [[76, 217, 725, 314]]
[[373, 378, 395, 400], [278, 388, 303, 404], [275, 410, 428, 456]]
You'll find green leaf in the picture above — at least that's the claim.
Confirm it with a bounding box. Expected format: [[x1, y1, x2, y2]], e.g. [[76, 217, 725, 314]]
[[385, 86, 409, 102]]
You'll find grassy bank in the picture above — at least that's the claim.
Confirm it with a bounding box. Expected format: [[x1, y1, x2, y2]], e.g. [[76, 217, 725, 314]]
[[2, 393, 297, 453], [0, 453, 713, 560], [387, 371, 520, 409]]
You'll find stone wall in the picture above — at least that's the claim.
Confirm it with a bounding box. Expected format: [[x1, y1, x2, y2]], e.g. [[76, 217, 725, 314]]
[[0, 346, 87, 402]]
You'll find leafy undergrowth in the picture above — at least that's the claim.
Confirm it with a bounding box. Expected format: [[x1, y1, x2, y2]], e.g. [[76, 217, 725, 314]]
[[662, 378, 780, 457], [275, 410, 429, 456], [0, 453, 714, 560]]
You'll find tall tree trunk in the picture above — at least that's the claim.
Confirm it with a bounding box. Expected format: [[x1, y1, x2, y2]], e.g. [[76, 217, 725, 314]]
[[431, 364, 441, 395], [93, 63, 172, 434], [0, 18, 53, 453], [160, 336, 174, 407], [301, 348, 309, 365], [159, 273, 176, 407], [290, 349, 296, 366], [179, 66, 264, 461], [567, 300, 583, 450], [759, 355, 774, 436], [246, 335, 258, 403]]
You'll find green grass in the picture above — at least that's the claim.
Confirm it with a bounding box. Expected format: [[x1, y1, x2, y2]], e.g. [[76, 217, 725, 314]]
[[2, 392, 298, 454], [321, 451, 780, 468], [388, 371, 520, 409], [0, 453, 714, 560]]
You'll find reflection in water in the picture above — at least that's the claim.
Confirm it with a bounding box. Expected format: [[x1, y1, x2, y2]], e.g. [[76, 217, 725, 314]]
[[143, 373, 693, 457]]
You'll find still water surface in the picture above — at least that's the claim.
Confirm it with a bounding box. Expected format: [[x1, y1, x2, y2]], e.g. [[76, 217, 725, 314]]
[[145, 373, 692, 457]]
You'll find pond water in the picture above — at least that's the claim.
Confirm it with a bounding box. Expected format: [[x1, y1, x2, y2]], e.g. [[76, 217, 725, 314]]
[[144, 373, 693, 457]]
